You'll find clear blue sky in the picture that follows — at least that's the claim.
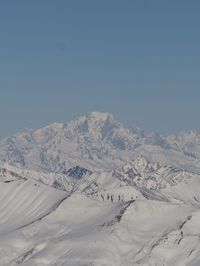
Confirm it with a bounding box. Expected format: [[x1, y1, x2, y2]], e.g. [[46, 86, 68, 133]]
[[0, 0, 200, 137]]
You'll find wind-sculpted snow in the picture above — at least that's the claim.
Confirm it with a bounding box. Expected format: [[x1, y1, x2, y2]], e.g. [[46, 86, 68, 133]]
[[1, 112, 200, 265], [0, 185, 200, 266], [0, 180, 67, 237]]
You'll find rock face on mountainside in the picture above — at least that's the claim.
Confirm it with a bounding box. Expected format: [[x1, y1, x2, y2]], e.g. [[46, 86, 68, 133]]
[[1, 112, 200, 265]]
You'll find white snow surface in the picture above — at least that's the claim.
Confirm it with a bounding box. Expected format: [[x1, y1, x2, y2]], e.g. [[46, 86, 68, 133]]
[[1, 112, 200, 265]]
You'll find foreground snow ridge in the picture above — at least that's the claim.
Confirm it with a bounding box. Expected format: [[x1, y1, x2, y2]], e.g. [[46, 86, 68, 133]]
[[1, 112, 200, 265]]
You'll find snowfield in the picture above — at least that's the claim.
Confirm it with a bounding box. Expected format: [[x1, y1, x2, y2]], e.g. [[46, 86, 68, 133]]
[[1, 112, 200, 265]]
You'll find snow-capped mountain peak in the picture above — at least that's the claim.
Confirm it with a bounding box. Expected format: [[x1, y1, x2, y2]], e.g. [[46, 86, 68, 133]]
[[88, 111, 115, 121], [0, 112, 200, 174], [1, 112, 200, 266], [64, 111, 120, 139]]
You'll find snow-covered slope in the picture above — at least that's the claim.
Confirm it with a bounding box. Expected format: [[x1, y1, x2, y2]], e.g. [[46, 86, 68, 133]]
[[167, 129, 200, 159], [0, 184, 199, 266], [0, 179, 67, 237], [1, 112, 200, 265]]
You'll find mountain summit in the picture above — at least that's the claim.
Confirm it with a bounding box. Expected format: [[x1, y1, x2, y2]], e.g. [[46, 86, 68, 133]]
[[0, 112, 199, 173]]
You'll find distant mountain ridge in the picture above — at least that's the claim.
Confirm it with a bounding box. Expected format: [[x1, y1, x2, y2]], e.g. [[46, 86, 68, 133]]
[[0, 111, 200, 173]]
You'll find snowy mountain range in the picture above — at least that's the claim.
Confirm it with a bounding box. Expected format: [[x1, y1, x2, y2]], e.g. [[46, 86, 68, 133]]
[[1, 112, 200, 265], [1, 111, 200, 173]]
